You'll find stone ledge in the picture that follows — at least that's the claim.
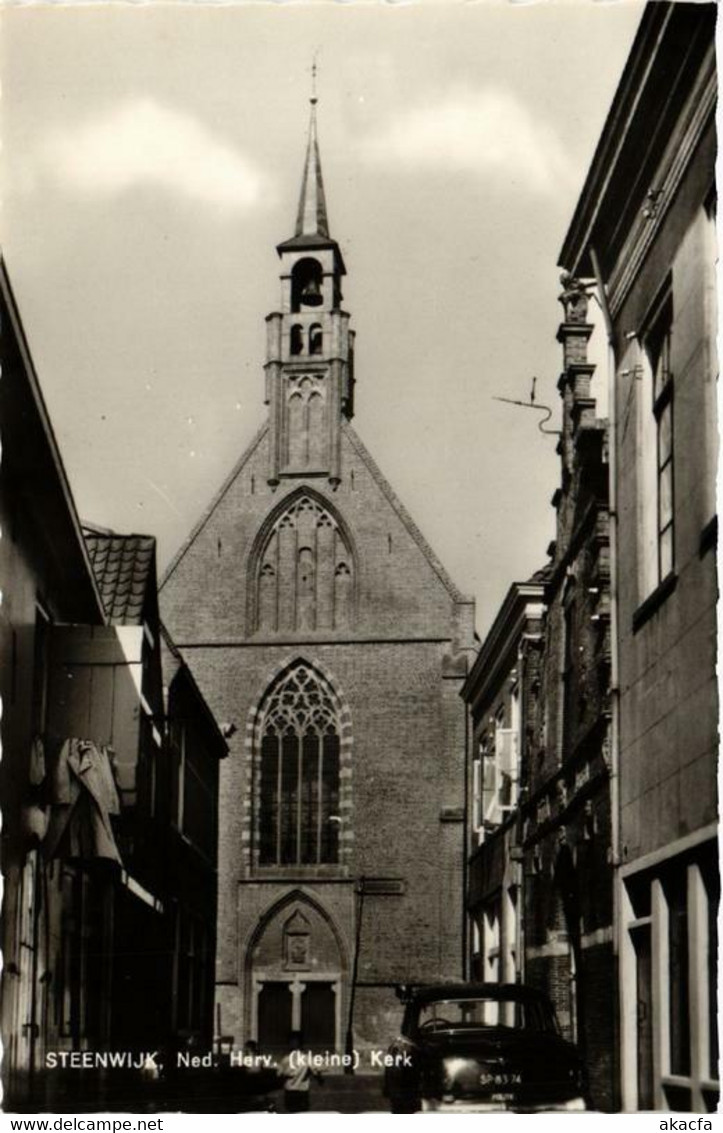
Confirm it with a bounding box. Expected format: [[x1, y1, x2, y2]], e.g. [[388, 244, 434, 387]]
[[632, 571, 678, 634]]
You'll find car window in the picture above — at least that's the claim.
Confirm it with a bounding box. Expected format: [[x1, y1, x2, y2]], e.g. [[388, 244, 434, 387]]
[[415, 997, 554, 1032]]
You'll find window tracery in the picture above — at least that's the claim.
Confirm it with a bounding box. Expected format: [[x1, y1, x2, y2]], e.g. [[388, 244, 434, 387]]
[[258, 664, 341, 866]]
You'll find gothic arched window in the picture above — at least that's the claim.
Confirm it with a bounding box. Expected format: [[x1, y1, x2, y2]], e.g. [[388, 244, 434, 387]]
[[258, 664, 341, 865], [252, 493, 355, 633]]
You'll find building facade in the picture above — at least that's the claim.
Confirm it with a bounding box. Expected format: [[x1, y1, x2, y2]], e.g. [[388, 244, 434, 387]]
[[0, 262, 107, 1108], [521, 280, 615, 1108], [159, 626, 228, 1054], [78, 531, 228, 1064], [160, 101, 476, 1058], [463, 276, 616, 1107], [0, 264, 226, 1109], [559, 2, 718, 1112], [464, 578, 546, 991]]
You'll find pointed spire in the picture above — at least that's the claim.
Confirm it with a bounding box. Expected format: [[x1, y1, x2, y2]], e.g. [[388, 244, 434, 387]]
[[295, 67, 330, 239]]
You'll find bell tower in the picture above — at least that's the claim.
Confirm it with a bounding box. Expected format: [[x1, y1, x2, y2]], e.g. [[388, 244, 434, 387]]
[[265, 91, 355, 488]]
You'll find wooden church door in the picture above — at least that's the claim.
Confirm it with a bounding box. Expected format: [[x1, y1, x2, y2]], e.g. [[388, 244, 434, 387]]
[[300, 983, 336, 1053], [257, 982, 293, 1056]]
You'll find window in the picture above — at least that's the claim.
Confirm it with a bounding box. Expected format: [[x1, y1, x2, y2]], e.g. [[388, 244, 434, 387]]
[[623, 845, 719, 1112], [639, 291, 675, 598], [475, 711, 520, 838], [176, 913, 210, 1033], [472, 739, 485, 844], [258, 664, 341, 866], [666, 869, 691, 1076], [495, 727, 518, 810], [650, 298, 674, 581], [169, 711, 218, 860], [58, 869, 108, 1043]]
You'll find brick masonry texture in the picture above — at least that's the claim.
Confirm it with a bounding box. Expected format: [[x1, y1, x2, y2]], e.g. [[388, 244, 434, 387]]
[[160, 420, 474, 1051], [519, 281, 616, 1108]]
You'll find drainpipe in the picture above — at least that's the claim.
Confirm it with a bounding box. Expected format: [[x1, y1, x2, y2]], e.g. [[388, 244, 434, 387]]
[[344, 876, 365, 1074], [589, 246, 622, 1100]]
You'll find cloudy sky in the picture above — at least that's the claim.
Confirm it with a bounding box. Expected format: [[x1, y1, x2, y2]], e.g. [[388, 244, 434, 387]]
[[1, 1, 645, 636]]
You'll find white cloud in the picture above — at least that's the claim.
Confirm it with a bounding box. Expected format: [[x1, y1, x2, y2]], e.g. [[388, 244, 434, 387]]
[[359, 87, 576, 197], [38, 97, 270, 213]]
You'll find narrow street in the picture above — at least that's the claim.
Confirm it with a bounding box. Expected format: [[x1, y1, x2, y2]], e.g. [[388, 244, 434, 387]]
[[305, 1074, 388, 1113], [1, 3, 717, 1119], [160, 1071, 389, 1114]]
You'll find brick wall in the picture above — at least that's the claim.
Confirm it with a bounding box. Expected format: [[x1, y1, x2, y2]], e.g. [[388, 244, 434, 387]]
[[161, 420, 473, 1051]]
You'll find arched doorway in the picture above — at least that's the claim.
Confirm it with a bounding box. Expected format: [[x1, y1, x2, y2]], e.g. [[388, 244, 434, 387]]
[[246, 893, 346, 1057]]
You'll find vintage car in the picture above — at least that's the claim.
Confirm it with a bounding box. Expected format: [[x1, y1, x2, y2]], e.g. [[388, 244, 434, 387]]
[[383, 983, 588, 1113]]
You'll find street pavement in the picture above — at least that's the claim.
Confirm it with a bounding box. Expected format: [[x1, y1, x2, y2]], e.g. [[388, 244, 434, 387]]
[[22, 1068, 391, 1114], [301, 1073, 389, 1113]]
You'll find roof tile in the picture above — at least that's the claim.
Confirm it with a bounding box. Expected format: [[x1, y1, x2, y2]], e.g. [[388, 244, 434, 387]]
[[83, 530, 156, 626]]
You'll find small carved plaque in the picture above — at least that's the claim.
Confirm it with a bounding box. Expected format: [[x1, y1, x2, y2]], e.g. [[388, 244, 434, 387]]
[[284, 933, 310, 970]]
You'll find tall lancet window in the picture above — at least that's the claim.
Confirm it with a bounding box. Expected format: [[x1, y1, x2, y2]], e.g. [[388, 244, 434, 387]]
[[258, 663, 341, 866], [252, 492, 355, 633]]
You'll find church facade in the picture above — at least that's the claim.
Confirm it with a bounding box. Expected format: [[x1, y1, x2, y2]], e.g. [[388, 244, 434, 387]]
[[160, 102, 476, 1057]]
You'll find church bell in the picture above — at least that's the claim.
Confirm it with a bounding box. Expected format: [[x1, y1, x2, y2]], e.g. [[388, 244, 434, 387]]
[[300, 277, 323, 306]]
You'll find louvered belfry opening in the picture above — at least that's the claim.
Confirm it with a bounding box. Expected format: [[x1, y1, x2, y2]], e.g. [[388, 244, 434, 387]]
[[258, 663, 341, 866]]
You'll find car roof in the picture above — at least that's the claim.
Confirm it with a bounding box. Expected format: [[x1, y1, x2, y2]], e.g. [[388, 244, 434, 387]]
[[406, 983, 552, 1006]]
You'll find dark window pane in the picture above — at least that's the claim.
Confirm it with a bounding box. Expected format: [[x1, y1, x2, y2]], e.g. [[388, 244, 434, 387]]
[[280, 730, 299, 864], [664, 1085, 692, 1112], [259, 731, 279, 864], [184, 760, 215, 858], [667, 871, 690, 1076], [301, 731, 319, 864], [632, 924, 653, 1110], [627, 874, 651, 919], [320, 733, 340, 863]]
